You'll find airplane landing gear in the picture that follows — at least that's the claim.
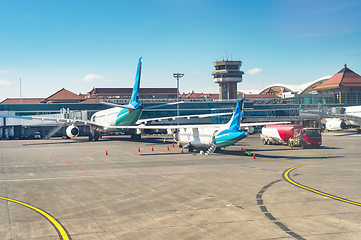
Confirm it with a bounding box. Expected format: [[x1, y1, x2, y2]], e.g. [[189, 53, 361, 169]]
[[131, 134, 141, 140], [89, 126, 100, 141]]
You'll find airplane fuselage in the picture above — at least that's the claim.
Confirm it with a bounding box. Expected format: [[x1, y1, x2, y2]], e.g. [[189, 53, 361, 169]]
[[344, 106, 361, 118], [323, 105, 361, 131], [175, 125, 248, 149], [91, 105, 142, 131]]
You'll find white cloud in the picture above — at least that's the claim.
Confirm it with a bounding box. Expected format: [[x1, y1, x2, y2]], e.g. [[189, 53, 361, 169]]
[[0, 80, 11, 86], [79, 74, 105, 82], [246, 68, 263, 75], [0, 70, 9, 74]]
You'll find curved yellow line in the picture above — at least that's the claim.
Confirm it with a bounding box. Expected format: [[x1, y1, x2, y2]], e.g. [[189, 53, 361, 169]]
[[0, 196, 70, 240], [283, 165, 361, 207]]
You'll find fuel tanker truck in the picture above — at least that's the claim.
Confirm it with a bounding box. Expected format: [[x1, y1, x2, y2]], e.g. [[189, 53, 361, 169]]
[[260, 124, 322, 148]]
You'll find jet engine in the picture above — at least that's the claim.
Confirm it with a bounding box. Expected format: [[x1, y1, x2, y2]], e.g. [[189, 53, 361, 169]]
[[325, 119, 347, 131], [66, 125, 80, 138]]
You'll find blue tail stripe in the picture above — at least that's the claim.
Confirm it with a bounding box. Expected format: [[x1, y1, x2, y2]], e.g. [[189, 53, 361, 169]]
[[228, 95, 244, 131], [130, 57, 142, 103]]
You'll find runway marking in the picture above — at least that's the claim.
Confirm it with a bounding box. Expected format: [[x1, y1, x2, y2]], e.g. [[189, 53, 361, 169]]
[[283, 165, 361, 207], [51, 153, 93, 177], [0, 166, 287, 182], [257, 180, 305, 240], [0, 196, 70, 240]]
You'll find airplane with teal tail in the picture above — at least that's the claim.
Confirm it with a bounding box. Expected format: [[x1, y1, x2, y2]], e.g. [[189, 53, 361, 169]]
[[1, 57, 232, 141], [128, 94, 289, 154]]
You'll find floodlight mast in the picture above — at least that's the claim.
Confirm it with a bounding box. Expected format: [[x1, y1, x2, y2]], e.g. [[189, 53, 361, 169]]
[[173, 73, 184, 123]]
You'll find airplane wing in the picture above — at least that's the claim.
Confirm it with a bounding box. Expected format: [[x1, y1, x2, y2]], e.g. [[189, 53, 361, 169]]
[[135, 112, 233, 125], [108, 121, 290, 130], [100, 102, 135, 110], [301, 109, 361, 122], [0, 115, 103, 127], [100, 101, 184, 110]]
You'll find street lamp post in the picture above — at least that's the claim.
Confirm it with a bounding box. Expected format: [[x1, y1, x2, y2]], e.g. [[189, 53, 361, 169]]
[[173, 72, 184, 123]]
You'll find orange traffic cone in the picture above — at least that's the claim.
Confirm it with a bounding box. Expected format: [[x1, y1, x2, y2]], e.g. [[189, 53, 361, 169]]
[[253, 153, 256, 159], [290, 144, 293, 149], [105, 150, 108, 155]]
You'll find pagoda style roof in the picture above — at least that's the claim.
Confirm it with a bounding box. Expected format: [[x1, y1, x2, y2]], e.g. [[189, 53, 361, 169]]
[[0, 98, 44, 104], [263, 88, 277, 94], [89, 88, 177, 95], [238, 93, 281, 99], [41, 88, 85, 103], [314, 64, 361, 90], [277, 87, 290, 95], [180, 91, 219, 99]]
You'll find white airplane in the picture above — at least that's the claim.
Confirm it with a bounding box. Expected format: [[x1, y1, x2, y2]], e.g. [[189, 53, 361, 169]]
[[302, 106, 361, 133], [1, 57, 231, 141], [124, 94, 289, 154]]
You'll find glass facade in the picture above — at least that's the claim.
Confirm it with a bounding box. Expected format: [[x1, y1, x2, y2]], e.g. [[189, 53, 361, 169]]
[[284, 94, 335, 105], [353, 93, 361, 105]]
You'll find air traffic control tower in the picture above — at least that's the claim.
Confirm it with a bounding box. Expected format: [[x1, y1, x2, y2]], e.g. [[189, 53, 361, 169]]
[[212, 60, 244, 100]]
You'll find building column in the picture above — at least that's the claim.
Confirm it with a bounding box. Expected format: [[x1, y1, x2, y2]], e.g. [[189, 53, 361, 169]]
[[1, 117, 6, 139]]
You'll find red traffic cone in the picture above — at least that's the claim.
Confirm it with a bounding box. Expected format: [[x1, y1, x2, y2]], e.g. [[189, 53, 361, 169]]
[[241, 147, 243, 152], [172, 143, 174, 147], [253, 153, 256, 159], [181, 149, 183, 154], [151, 147, 154, 151], [138, 148, 140, 152], [105, 150, 108, 155], [290, 144, 293, 149], [167, 146, 169, 150]]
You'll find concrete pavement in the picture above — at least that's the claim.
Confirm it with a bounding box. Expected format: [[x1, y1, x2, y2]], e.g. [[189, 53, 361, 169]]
[[1, 132, 360, 239]]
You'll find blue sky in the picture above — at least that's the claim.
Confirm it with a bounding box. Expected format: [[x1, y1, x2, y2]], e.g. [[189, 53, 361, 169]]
[[1, 0, 361, 100]]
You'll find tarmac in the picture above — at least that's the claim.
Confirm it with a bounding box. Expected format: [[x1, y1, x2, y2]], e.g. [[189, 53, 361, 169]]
[[0, 131, 361, 240]]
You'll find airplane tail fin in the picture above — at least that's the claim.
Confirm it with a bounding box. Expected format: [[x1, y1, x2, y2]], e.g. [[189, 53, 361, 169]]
[[130, 57, 142, 103], [226, 94, 245, 131]]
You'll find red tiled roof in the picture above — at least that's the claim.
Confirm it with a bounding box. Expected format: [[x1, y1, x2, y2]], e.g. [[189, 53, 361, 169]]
[[89, 88, 177, 94], [181, 91, 219, 99], [314, 64, 361, 90], [41, 88, 85, 103], [241, 94, 281, 99], [276, 87, 290, 95], [263, 88, 277, 94], [81, 98, 103, 103], [1, 98, 44, 104]]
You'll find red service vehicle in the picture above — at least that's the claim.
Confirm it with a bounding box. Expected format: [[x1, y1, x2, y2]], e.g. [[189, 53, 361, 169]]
[[260, 124, 322, 148]]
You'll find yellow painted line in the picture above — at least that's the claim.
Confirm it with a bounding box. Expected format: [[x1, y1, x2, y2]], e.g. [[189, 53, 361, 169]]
[[283, 165, 361, 207], [0, 196, 70, 240]]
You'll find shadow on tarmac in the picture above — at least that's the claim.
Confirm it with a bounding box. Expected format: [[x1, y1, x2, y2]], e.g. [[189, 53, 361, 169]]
[[22, 136, 175, 146], [140, 152, 185, 156]]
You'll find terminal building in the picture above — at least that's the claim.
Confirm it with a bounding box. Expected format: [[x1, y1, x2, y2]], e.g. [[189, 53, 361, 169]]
[[2, 61, 358, 139], [88, 88, 178, 103], [258, 64, 361, 106]]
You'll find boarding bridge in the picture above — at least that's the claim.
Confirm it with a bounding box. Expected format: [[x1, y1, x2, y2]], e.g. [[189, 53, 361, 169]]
[[1, 109, 89, 139]]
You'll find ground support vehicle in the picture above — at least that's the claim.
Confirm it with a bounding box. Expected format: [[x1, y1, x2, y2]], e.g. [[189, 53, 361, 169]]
[[260, 124, 322, 149]]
